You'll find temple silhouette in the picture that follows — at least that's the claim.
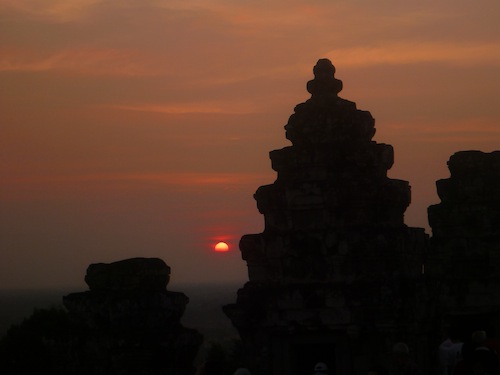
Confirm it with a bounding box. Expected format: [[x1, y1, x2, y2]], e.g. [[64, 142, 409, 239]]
[[224, 58, 428, 374], [2, 59, 499, 375], [223, 59, 500, 375]]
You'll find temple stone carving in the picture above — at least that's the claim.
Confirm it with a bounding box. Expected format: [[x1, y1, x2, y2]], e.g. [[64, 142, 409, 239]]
[[427, 151, 500, 338], [63, 257, 202, 375], [224, 59, 429, 375]]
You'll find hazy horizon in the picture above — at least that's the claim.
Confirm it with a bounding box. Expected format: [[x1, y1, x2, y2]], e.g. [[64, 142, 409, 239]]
[[0, 283, 241, 344], [1, 0, 499, 289]]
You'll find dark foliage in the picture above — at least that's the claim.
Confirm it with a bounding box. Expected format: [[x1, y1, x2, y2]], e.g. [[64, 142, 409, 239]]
[[0, 306, 71, 374]]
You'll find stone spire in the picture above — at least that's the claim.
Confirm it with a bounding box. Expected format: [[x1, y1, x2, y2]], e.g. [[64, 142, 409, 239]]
[[285, 58, 374, 145], [306, 58, 343, 97], [245, 59, 414, 285], [224, 59, 428, 375]]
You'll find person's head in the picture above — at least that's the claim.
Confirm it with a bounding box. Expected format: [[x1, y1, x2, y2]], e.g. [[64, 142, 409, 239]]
[[313, 362, 328, 375]]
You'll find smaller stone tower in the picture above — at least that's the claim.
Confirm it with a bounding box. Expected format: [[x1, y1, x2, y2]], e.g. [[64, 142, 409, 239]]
[[427, 151, 500, 339], [63, 257, 202, 375]]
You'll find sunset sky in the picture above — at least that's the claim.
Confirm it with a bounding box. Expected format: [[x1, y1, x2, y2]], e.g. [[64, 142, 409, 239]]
[[1, 0, 499, 289]]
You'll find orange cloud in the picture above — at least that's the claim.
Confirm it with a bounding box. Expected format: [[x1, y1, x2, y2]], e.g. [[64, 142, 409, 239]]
[[107, 102, 256, 115], [326, 42, 500, 67], [0, 47, 161, 76], [381, 117, 500, 145], [3, 172, 273, 194], [1, 0, 105, 23]]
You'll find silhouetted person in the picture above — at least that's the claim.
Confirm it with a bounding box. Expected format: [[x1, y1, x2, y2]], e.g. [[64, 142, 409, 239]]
[[439, 326, 464, 375], [454, 331, 500, 375], [454, 340, 474, 375], [469, 349, 500, 375], [470, 331, 500, 375]]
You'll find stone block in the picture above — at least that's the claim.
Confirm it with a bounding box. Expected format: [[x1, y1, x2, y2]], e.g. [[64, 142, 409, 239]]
[[85, 257, 170, 292]]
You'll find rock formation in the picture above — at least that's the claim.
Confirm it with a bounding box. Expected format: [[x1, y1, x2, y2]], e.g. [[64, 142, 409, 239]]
[[224, 59, 428, 375], [63, 257, 202, 375], [427, 151, 500, 338]]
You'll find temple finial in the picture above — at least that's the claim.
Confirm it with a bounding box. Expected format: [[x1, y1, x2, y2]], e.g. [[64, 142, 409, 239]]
[[306, 58, 343, 97]]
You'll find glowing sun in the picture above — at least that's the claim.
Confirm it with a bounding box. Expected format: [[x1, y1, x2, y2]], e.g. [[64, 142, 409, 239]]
[[214, 241, 229, 252]]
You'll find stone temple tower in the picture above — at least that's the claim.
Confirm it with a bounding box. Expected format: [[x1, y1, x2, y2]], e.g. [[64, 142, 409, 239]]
[[224, 59, 429, 375], [427, 151, 500, 342]]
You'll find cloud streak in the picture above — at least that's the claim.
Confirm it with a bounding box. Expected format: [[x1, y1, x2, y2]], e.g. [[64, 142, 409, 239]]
[[0, 47, 162, 76], [2, 0, 106, 23], [327, 42, 500, 67], [107, 102, 257, 115], [3, 172, 272, 192]]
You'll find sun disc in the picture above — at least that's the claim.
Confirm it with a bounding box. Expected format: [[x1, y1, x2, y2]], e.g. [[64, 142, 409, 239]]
[[214, 241, 229, 252]]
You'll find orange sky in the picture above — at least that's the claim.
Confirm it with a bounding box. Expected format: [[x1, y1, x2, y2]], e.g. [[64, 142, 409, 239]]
[[1, 0, 499, 289]]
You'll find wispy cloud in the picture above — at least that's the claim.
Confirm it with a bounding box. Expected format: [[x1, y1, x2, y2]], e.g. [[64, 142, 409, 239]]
[[327, 42, 500, 67], [107, 102, 257, 115], [1, 0, 105, 23], [383, 117, 500, 144], [0, 47, 161, 76], [4, 172, 272, 190]]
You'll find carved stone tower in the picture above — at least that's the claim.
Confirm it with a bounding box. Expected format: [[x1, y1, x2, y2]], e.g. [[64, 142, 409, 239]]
[[224, 59, 428, 375], [427, 151, 500, 341]]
